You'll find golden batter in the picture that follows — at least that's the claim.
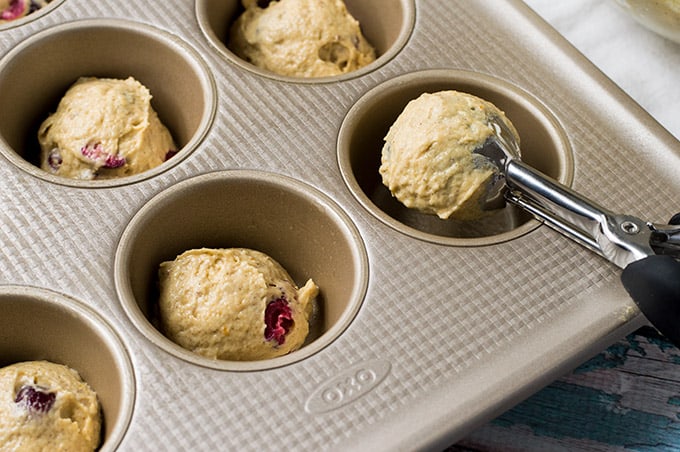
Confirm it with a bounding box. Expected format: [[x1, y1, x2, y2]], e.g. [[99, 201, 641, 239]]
[[229, 0, 376, 77], [0, 361, 101, 452], [379, 90, 520, 221], [159, 248, 319, 361], [38, 77, 176, 180]]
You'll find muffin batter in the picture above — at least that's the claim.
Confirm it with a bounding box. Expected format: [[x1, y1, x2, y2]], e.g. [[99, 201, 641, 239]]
[[159, 248, 319, 361], [229, 0, 376, 77], [379, 90, 520, 220], [0, 0, 47, 23], [38, 76, 177, 180], [0, 361, 101, 452], [616, 0, 680, 42]]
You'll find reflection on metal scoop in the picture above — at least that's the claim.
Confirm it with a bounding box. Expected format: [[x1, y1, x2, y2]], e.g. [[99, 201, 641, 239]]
[[474, 115, 521, 212], [473, 115, 680, 347]]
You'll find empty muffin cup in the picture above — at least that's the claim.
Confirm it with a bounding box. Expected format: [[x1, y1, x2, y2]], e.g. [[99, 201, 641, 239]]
[[337, 69, 574, 246], [0, 285, 135, 451], [115, 170, 369, 371], [0, 18, 216, 187], [195, 0, 415, 82]]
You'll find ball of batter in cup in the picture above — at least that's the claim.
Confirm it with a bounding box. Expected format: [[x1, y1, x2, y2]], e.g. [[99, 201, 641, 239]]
[[229, 0, 376, 77], [379, 90, 520, 221], [0, 361, 101, 452], [38, 76, 177, 180], [159, 248, 319, 361]]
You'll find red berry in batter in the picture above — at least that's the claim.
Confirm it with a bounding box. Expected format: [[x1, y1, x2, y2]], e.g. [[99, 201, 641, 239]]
[[15, 385, 56, 414], [1, 0, 26, 21], [264, 297, 294, 345]]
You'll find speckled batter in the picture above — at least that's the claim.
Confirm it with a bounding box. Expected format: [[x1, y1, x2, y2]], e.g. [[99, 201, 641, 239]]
[[0, 0, 48, 23], [0, 361, 101, 452], [379, 90, 520, 220], [159, 248, 319, 361], [229, 0, 376, 77], [38, 77, 177, 180]]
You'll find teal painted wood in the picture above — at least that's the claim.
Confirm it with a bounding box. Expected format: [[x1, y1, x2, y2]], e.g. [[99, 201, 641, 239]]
[[452, 327, 680, 451]]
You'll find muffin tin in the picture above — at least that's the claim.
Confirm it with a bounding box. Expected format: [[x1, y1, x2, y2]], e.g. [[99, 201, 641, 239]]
[[1, 0, 679, 450]]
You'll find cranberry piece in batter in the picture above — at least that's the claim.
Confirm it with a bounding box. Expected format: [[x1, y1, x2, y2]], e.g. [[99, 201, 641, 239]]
[[15, 385, 56, 414], [1, 0, 26, 21], [47, 148, 62, 170], [264, 297, 294, 345], [164, 149, 178, 161], [81, 143, 126, 169]]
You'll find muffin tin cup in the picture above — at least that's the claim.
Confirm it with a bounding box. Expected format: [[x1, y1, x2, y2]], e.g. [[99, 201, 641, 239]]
[[0, 285, 135, 452], [338, 68, 575, 246], [115, 170, 369, 372], [0, 18, 217, 187], [196, 0, 416, 83]]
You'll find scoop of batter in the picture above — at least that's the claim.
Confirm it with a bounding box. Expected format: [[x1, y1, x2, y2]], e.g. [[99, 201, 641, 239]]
[[229, 0, 376, 77], [0, 0, 47, 23], [159, 248, 319, 361], [0, 361, 101, 452], [38, 76, 177, 180], [379, 90, 520, 221]]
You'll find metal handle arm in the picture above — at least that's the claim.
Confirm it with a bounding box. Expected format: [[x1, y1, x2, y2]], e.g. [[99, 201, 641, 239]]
[[504, 159, 655, 268]]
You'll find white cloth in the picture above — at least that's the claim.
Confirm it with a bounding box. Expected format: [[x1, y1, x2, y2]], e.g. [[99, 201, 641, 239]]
[[523, 0, 680, 140]]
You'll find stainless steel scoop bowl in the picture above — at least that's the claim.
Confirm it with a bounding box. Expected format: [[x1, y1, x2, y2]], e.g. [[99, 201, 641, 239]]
[[473, 114, 680, 347], [474, 115, 521, 212]]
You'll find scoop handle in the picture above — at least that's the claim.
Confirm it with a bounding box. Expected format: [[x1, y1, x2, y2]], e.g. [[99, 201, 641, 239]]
[[505, 160, 655, 268], [621, 254, 680, 348]]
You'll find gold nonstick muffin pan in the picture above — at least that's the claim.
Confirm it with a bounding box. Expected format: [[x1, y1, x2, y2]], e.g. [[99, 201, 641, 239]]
[[0, 0, 679, 450]]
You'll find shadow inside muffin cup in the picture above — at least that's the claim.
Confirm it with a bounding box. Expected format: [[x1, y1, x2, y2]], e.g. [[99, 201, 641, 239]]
[[337, 69, 574, 246], [0, 18, 216, 187], [115, 170, 369, 371], [195, 0, 415, 83], [0, 285, 135, 452]]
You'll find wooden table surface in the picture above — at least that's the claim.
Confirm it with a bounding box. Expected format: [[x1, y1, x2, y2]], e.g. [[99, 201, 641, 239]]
[[450, 1, 680, 450], [452, 327, 680, 450]]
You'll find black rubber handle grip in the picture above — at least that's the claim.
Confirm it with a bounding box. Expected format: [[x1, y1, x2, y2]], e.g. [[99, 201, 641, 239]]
[[621, 255, 680, 348]]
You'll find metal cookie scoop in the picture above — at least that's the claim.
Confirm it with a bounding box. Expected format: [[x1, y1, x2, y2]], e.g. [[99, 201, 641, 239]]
[[474, 115, 680, 347]]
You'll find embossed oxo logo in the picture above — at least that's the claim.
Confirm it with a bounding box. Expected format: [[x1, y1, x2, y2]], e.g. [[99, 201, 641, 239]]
[[305, 360, 391, 414]]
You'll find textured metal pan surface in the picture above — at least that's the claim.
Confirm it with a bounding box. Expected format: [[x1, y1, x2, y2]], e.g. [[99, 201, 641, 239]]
[[1, 0, 679, 450]]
